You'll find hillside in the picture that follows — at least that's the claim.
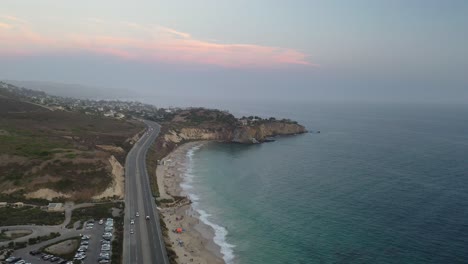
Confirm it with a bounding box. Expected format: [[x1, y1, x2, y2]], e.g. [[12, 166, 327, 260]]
[[161, 108, 307, 144], [0, 96, 144, 201], [0, 82, 306, 202]]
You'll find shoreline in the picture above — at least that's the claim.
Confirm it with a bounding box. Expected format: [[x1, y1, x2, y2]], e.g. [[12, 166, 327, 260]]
[[157, 141, 227, 264]]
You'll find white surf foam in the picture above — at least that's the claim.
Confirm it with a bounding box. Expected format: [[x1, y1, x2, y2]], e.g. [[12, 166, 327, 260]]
[[197, 208, 236, 264], [180, 144, 236, 264]]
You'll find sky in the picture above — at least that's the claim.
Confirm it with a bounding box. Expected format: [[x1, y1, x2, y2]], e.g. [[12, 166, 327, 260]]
[[1, 0, 467, 104]]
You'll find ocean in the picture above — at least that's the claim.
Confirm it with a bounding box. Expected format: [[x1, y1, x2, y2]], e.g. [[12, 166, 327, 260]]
[[178, 102, 468, 264]]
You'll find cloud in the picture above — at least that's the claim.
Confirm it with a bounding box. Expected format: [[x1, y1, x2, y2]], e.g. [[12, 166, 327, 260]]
[[157, 26, 192, 39], [0, 16, 313, 68], [0, 22, 11, 29], [0, 15, 27, 24], [85, 17, 106, 24]]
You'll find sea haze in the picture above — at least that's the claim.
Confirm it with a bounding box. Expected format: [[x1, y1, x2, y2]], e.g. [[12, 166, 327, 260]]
[[179, 102, 468, 264]]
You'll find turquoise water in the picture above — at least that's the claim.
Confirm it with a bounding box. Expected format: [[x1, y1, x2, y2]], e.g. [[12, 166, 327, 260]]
[[182, 103, 468, 264]]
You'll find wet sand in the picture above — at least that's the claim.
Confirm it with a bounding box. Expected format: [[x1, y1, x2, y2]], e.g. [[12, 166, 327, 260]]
[[157, 142, 225, 264]]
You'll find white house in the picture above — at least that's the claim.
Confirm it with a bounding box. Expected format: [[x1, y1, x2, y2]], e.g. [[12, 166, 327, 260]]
[[47, 203, 64, 212]]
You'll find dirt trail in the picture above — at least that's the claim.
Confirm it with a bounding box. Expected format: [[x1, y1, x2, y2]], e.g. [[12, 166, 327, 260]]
[[25, 188, 71, 200]]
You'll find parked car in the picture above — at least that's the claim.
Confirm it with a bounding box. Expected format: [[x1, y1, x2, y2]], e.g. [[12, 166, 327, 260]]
[[99, 252, 110, 258], [5, 256, 21, 263], [78, 245, 88, 252], [74, 252, 86, 260]]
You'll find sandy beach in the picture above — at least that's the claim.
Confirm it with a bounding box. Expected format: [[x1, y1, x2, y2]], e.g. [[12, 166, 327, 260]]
[[156, 141, 225, 264]]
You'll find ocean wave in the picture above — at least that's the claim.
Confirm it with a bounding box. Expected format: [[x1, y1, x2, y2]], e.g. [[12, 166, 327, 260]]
[[197, 208, 236, 264], [182, 144, 236, 264], [188, 193, 200, 202], [186, 145, 201, 158], [180, 182, 193, 190]]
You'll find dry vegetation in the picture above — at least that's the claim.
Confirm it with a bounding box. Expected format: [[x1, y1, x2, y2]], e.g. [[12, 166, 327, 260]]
[[170, 108, 238, 127], [0, 97, 144, 200]]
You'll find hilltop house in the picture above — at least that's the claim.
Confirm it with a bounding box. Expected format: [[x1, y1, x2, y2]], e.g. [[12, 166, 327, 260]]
[[47, 203, 64, 212], [12, 202, 24, 208]]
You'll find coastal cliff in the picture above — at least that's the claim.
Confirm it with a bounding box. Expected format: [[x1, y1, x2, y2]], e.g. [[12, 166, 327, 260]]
[[146, 108, 307, 192], [164, 127, 233, 143], [232, 121, 307, 143], [160, 108, 307, 145]]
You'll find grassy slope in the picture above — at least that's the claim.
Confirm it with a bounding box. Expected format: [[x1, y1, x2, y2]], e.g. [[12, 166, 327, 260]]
[[0, 206, 64, 226], [0, 96, 144, 200]]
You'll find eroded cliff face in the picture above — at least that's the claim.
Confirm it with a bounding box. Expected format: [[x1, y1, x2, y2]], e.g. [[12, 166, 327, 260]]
[[162, 122, 306, 145], [232, 122, 307, 143], [164, 127, 233, 143]]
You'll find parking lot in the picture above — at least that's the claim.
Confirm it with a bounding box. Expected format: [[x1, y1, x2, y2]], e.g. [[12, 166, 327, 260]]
[[5, 218, 115, 264]]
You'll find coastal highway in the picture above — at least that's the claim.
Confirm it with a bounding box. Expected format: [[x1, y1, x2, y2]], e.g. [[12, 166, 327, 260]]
[[123, 120, 169, 264]]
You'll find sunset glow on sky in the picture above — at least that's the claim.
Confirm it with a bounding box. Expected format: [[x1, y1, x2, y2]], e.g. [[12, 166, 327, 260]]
[[1, 0, 467, 103]]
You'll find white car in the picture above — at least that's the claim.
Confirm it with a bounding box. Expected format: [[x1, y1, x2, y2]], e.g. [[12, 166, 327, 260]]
[[78, 246, 88, 252], [130, 229, 134, 234], [130, 219, 135, 225], [101, 245, 111, 251], [136, 212, 140, 217], [74, 253, 86, 260]]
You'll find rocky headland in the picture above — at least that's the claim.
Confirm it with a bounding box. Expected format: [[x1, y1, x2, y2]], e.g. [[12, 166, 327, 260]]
[[161, 108, 307, 145]]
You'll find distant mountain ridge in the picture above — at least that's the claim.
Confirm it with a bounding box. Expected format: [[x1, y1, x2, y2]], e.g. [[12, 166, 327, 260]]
[[3, 80, 138, 99]]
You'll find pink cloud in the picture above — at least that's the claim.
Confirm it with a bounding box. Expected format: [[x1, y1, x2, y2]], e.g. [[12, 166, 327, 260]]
[[0, 17, 313, 68], [0, 15, 27, 23], [0, 22, 11, 29]]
